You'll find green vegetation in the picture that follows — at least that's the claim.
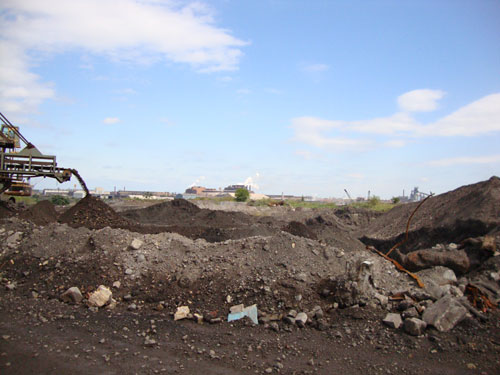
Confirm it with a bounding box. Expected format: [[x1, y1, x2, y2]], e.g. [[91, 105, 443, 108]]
[[50, 195, 71, 206], [352, 196, 395, 212], [391, 196, 401, 204], [234, 188, 250, 202]]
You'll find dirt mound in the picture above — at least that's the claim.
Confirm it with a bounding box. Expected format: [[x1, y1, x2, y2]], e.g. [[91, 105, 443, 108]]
[[59, 195, 131, 229], [361, 176, 500, 252], [121, 199, 201, 225], [283, 221, 317, 240], [18, 200, 58, 225], [0, 200, 14, 219]]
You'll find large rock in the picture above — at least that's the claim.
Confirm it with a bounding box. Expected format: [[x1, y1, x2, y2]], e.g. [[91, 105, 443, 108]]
[[60, 287, 83, 304], [383, 313, 402, 329], [406, 249, 469, 275], [422, 295, 469, 332], [403, 318, 427, 336], [416, 266, 457, 300], [87, 285, 112, 307], [130, 238, 143, 250]]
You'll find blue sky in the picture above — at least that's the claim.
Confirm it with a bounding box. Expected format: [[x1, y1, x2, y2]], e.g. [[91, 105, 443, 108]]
[[1, 0, 499, 198]]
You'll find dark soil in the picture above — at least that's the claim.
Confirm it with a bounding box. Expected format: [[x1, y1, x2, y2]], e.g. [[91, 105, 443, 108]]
[[18, 200, 58, 226], [361, 176, 500, 252], [0, 200, 14, 219], [283, 221, 318, 240], [59, 195, 132, 229]]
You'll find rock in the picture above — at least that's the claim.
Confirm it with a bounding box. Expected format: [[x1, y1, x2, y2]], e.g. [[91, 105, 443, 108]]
[[403, 318, 427, 336], [405, 249, 469, 275], [112, 281, 121, 289], [295, 312, 308, 328], [422, 295, 469, 332], [230, 304, 244, 314], [130, 238, 143, 250], [124, 268, 133, 275], [6, 232, 23, 246], [60, 287, 83, 304], [374, 293, 388, 307], [269, 322, 279, 332], [402, 307, 419, 319], [137, 254, 146, 262], [174, 306, 190, 321], [127, 303, 137, 311], [144, 337, 157, 347], [417, 267, 457, 300], [88, 285, 112, 307], [5, 282, 16, 291], [383, 313, 402, 329]]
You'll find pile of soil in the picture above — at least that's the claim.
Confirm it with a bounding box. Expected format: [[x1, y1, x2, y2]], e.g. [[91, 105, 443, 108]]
[[59, 195, 131, 229], [361, 176, 500, 252], [122, 198, 201, 224], [18, 200, 58, 226], [283, 220, 317, 240], [0, 200, 14, 219], [122, 198, 253, 228]]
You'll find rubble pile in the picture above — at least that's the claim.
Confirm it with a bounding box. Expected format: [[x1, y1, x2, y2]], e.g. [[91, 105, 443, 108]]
[[1, 177, 500, 374]]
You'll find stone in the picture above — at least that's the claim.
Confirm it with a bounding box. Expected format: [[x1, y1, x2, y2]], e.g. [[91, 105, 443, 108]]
[[295, 312, 308, 328], [383, 313, 402, 329], [130, 238, 143, 250], [137, 254, 146, 262], [402, 307, 419, 319], [144, 337, 157, 347], [112, 281, 121, 288], [374, 293, 389, 307], [403, 318, 427, 336], [417, 267, 457, 300], [125, 268, 133, 275], [422, 295, 468, 332], [127, 303, 137, 311], [229, 304, 244, 314], [406, 249, 469, 275], [5, 282, 16, 291], [60, 287, 83, 304], [174, 306, 190, 321], [87, 285, 112, 307]]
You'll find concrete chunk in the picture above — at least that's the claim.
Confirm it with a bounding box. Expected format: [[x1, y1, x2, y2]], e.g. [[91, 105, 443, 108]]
[[404, 318, 427, 336], [88, 285, 112, 307], [60, 287, 83, 304], [422, 295, 468, 332], [383, 313, 402, 329], [130, 238, 143, 250]]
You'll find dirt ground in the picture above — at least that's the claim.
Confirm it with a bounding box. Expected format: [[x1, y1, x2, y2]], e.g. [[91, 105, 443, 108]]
[[1, 177, 500, 374]]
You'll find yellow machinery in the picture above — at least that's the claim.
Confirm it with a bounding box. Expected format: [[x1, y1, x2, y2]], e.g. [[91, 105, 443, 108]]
[[0, 112, 88, 198]]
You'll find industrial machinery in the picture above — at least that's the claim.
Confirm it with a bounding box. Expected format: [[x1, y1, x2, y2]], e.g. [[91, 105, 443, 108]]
[[0, 112, 88, 198]]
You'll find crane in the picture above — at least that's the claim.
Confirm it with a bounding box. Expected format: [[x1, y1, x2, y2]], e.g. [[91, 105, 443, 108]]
[[0, 112, 88, 198]]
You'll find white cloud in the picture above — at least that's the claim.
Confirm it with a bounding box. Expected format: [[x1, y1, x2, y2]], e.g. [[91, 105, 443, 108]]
[[302, 63, 329, 73], [103, 117, 120, 124], [384, 140, 406, 148], [397, 89, 446, 112], [236, 88, 251, 95], [0, 0, 247, 117], [295, 150, 313, 160], [427, 154, 500, 167], [291, 91, 500, 152]]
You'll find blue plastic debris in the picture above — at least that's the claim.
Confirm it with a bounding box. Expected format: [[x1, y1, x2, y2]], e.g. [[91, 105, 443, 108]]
[[227, 304, 258, 325]]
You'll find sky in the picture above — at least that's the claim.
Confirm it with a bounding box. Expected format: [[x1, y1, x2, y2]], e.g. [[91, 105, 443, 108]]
[[1, 0, 499, 199]]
